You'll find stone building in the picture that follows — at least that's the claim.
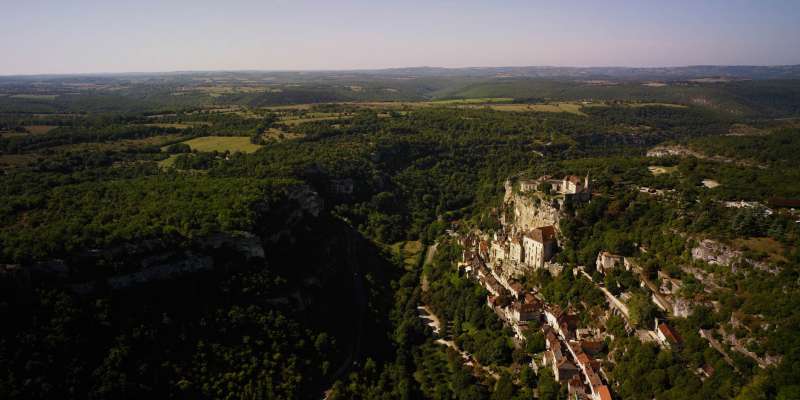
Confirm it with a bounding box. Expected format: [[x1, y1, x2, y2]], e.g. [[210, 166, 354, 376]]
[[595, 251, 625, 275], [523, 226, 557, 269]]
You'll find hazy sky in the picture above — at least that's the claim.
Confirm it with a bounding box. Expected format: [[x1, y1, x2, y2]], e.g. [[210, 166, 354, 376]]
[[2, 0, 799, 75]]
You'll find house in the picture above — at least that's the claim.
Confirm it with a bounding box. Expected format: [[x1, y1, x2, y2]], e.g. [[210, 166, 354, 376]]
[[580, 340, 606, 356], [511, 302, 539, 322], [490, 240, 508, 263], [567, 375, 587, 399], [595, 251, 624, 275], [545, 329, 560, 351], [519, 179, 539, 193], [524, 292, 539, 304], [576, 327, 601, 341], [592, 385, 612, 400], [545, 306, 561, 328], [480, 274, 505, 297], [523, 226, 557, 269], [478, 240, 489, 260], [513, 321, 531, 339], [555, 312, 580, 341], [508, 280, 525, 299], [545, 339, 565, 367], [585, 367, 603, 388], [545, 174, 591, 202], [509, 234, 525, 263], [555, 359, 581, 382], [655, 320, 682, 348]]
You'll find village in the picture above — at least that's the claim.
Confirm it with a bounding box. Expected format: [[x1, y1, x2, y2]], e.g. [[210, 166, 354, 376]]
[[450, 173, 691, 400]]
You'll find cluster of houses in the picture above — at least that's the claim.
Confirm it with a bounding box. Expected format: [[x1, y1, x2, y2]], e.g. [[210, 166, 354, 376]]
[[456, 175, 615, 399], [459, 240, 614, 400], [542, 306, 613, 400]]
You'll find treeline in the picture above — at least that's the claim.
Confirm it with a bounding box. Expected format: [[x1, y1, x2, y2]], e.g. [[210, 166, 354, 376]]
[[0, 124, 182, 153]]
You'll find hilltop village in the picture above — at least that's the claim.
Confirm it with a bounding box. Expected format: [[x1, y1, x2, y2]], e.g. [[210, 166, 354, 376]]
[[455, 174, 688, 400]]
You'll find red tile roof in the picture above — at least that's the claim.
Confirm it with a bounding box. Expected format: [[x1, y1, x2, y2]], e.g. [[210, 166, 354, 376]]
[[596, 385, 612, 400], [658, 323, 682, 344], [576, 353, 592, 367]]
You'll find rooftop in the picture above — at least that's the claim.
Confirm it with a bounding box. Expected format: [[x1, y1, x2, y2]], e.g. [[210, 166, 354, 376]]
[[658, 323, 682, 344]]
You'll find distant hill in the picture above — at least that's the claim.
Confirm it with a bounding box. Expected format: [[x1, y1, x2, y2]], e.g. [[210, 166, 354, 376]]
[[3, 64, 800, 81], [364, 65, 800, 80]]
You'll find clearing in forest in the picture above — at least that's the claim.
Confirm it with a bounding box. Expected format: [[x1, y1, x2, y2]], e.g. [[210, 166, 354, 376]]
[[179, 136, 262, 153], [23, 125, 59, 134], [486, 102, 587, 115], [390, 240, 424, 269], [648, 166, 678, 175]]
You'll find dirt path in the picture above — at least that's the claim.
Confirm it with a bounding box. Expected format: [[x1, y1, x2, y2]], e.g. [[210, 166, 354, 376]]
[[699, 329, 739, 372], [417, 305, 442, 334], [424, 242, 438, 266], [435, 339, 500, 380]]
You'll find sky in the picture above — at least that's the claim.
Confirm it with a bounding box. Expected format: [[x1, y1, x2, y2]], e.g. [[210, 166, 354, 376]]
[[1, 0, 799, 75]]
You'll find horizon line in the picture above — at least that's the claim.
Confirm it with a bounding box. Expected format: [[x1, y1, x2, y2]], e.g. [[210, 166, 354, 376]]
[[2, 63, 800, 78]]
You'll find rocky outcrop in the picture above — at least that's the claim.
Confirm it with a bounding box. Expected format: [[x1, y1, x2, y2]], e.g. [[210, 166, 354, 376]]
[[200, 232, 265, 260], [506, 192, 561, 232], [692, 239, 742, 268], [647, 145, 703, 158], [647, 144, 764, 168], [287, 184, 323, 218], [69, 251, 214, 294], [692, 239, 780, 274]]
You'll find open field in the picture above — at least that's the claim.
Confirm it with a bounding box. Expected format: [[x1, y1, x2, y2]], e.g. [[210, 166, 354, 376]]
[[430, 97, 513, 105], [483, 102, 587, 115], [158, 154, 180, 169], [390, 240, 424, 269], [735, 237, 789, 263], [23, 125, 59, 134], [177, 136, 262, 153], [648, 165, 678, 175]]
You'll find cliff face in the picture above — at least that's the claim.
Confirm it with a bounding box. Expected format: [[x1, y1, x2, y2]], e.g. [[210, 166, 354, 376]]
[[503, 181, 562, 232]]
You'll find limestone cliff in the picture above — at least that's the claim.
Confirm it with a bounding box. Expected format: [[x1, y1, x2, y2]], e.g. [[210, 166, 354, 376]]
[[503, 180, 562, 232]]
